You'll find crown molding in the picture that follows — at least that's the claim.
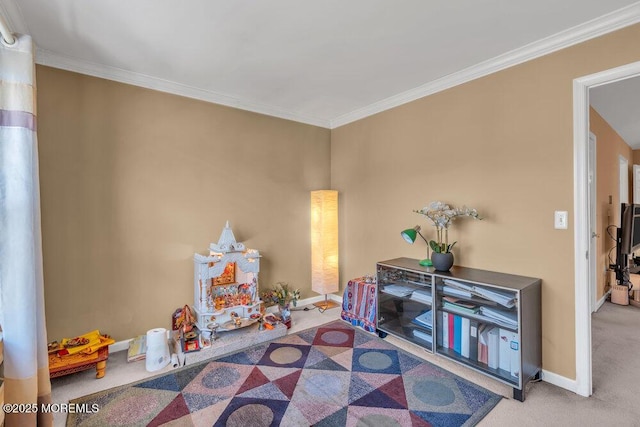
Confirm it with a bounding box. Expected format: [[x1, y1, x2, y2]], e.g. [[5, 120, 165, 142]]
[[14, 2, 640, 130], [35, 48, 331, 129], [330, 2, 640, 129], [0, 0, 28, 35]]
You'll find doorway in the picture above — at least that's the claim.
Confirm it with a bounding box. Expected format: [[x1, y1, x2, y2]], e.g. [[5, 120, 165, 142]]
[[574, 60, 640, 397]]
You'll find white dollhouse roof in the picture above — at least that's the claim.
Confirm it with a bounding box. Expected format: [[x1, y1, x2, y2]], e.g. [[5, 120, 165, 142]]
[[209, 221, 246, 253]]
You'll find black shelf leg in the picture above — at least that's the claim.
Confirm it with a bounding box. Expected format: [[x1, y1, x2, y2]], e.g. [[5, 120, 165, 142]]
[[513, 387, 524, 402]]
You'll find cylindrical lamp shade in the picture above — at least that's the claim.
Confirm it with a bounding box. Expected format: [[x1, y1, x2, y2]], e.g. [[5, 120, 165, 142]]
[[311, 190, 339, 295]]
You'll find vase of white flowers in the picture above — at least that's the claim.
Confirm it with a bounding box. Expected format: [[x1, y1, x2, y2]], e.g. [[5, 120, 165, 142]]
[[261, 282, 300, 328], [414, 201, 482, 271]]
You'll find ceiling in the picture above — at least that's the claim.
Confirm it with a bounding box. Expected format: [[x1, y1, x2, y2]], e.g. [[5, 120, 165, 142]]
[[590, 76, 640, 149], [2, 0, 640, 129]]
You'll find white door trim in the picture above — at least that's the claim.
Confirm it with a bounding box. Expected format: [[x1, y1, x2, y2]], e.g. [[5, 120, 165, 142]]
[[573, 60, 640, 398], [620, 155, 629, 204], [588, 132, 597, 313]]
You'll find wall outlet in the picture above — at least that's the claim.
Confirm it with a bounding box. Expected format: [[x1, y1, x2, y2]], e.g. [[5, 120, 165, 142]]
[[554, 211, 568, 229]]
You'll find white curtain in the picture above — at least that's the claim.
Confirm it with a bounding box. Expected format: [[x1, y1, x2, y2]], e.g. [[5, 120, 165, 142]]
[[0, 34, 52, 426]]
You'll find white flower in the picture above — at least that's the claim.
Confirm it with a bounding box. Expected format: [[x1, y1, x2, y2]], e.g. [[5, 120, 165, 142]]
[[413, 201, 482, 253]]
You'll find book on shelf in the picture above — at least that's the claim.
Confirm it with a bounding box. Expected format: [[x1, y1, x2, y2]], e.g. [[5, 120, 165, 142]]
[[413, 328, 432, 344], [127, 335, 146, 362], [381, 284, 413, 297], [410, 289, 432, 304], [442, 296, 480, 314], [411, 310, 433, 330]]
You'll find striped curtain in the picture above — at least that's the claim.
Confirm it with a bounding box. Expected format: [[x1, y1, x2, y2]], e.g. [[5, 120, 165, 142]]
[[0, 34, 52, 426]]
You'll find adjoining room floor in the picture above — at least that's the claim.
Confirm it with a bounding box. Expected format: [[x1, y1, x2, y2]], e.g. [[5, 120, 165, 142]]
[[52, 301, 640, 426]]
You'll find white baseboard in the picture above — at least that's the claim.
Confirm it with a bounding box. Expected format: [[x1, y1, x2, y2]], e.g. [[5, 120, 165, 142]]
[[595, 291, 611, 311], [109, 339, 130, 353], [540, 369, 579, 394], [110, 293, 344, 353]]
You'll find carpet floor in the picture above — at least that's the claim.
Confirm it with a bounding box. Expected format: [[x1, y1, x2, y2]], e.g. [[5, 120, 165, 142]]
[[68, 320, 501, 426]]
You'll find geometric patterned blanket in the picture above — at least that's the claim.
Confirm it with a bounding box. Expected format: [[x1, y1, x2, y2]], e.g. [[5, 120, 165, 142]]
[[68, 320, 501, 426]]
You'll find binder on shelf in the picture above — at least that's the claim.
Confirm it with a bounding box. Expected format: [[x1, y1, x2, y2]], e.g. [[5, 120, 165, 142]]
[[442, 312, 449, 349], [437, 311, 444, 347], [487, 327, 499, 369], [443, 279, 474, 294], [498, 328, 511, 372], [443, 285, 472, 298], [509, 331, 520, 379], [461, 317, 471, 358], [448, 313, 454, 349], [453, 315, 462, 354], [477, 324, 489, 365], [469, 320, 479, 361], [479, 306, 517, 329], [472, 286, 516, 308]]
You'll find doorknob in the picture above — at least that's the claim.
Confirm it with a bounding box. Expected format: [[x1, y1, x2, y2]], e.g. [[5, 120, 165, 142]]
[[591, 232, 600, 238]]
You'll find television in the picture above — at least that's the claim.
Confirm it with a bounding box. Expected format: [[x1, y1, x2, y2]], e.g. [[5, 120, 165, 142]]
[[620, 203, 640, 255], [615, 203, 640, 281]]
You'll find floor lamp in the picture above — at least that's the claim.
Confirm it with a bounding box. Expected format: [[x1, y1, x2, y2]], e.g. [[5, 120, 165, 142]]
[[311, 190, 339, 310]]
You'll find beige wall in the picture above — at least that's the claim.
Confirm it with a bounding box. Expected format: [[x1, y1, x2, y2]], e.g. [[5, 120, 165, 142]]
[[36, 23, 640, 381], [37, 66, 331, 341], [590, 107, 633, 300], [331, 24, 640, 379]]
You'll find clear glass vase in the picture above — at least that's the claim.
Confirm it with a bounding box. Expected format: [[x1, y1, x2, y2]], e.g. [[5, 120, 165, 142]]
[[278, 303, 292, 328]]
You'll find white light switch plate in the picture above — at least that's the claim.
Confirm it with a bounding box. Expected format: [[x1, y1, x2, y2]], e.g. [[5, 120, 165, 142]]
[[554, 211, 568, 229]]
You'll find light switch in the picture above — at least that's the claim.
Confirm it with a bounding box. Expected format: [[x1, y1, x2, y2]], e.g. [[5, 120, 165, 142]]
[[554, 211, 568, 229]]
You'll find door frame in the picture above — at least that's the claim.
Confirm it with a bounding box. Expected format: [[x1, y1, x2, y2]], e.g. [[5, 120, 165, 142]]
[[620, 155, 630, 204], [588, 132, 597, 313], [573, 60, 640, 397]]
